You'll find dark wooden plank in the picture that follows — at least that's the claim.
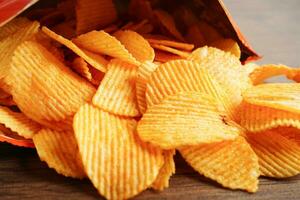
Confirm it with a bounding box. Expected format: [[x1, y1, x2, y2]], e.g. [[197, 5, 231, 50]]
[[1, 0, 300, 199]]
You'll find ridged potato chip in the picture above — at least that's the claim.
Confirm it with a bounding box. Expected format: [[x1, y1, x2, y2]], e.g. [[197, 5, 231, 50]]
[[180, 137, 259, 192], [249, 64, 299, 85], [210, 38, 241, 59], [146, 60, 235, 118], [243, 83, 300, 114], [114, 30, 155, 62], [152, 150, 176, 191], [73, 104, 164, 199], [246, 130, 300, 178], [6, 40, 95, 128], [276, 127, 300, 145], [76, 0, 117, 34], [150, 43, 190, 58], [0, 18, 32, 40], [42, 27, 108, 72], [239, 102, 300, 132], [153, 9, 184, 41], [92, 59, 140, 117], [147, 38, 194, 51], [136, 61, 158, 114], [138, 92, 240, 149], [0, 106, 40, 139], [33, 129, 85, 178], [188, 46, 250, 108], [71, 57, 93, 81], [72, 30, 139, 65]]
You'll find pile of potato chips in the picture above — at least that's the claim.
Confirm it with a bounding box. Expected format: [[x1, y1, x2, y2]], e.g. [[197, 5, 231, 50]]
[[1, 0, 300, 199]]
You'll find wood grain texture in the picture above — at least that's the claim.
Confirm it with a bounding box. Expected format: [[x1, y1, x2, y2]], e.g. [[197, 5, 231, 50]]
[[1, 0, 300, 199]]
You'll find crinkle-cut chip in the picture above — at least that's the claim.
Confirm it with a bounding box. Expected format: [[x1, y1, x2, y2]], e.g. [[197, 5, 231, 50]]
[[0, 17, 31, 40], [180, 137, 259, 192], [154, 50, 182, 63], [152, 150, 176, 191], [136, 61, 158, 114], [210, 38, 241, 59], [6, 41, 95, 128], [146, 60, 236, 118], [0, 96, 15, 107], [196, 21, 223, 44], [243, 83, 300, 115], [153, 9, 184, 41], [33, 129, 85, 178], [147, 38, 194, 51], [76, 0, 117, 34], [0, 106, 40, 139], [239, 102, 300, 132], [92, 59, 140, 117], [138, 92, 240, 149], [249, 64, 299, 85], [185, 25, 206, 47], [71, 57, 92, 81], [72, 30, 139, 65], [0, 20, 40, 80], [151, 43, 190, 58], [73, 104, 164, 199], [246, 130, 300, 178], [42, 27, 108, 72], [114, 30, 155, 62], [188, 46, 250, 108], [89, 67, 105, 86]]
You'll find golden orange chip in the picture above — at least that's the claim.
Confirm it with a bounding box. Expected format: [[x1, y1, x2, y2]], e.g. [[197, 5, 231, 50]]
[[146, 60, 235, 118], [73, 104, 164, 199], [147, 38, 194, 51], [185, 24, 206, 47], [138, 92, 240, 149], [210, 38, 241, 59], [246, 130, 300, 178], [152, 150, 176, 191], [33, 129, 85, 178], [249, 64, 299, 85], [188, 46, 250, 108], [239, 102, 300, 132], [72, 30, 139, 65], [0, 18, 32, 40], [243, 83, 300, 114], [89, 67, 105, 86], [136, 61, 158, 114], [6, 40, 95, 129], [153, 9, 184, 41], [275, 127, 300, 145], [114, 30, 155, 62], [151, 43, 190, 58], [0, 106, 40, 139], [76, 0, 117, 34], [92, 59, 140, 117], [180, 137, 259, 192], [42, 27, 108, 72], [71, 57, 93, 81], [197, 21, 223, 44], [154, 50, 182, 63]]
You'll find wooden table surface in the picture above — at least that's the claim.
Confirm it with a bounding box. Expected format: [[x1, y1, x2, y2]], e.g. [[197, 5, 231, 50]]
[[1, 0, 300, 199]]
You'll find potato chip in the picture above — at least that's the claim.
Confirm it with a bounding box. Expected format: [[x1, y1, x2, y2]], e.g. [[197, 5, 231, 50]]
[[33, 129, 85, 178], [246, 130, 300, 178], [249, 64, 299, 85], [0, 96, 16, 107], [153, 9, 184, 41], [275, 127, 300, 145], [188, 46, 250, 108], [239, 102, 300, 132], [154, 50, 182, 63], [243, 83, 300, 114], [210, 38, 241, 59], [72, 30, 139, 65], [196, 21, 223, 44], [114, 30, 155, 62], [151, 43, 190, 58], [0, 106, 40, 139], [152, 150, 176, 191], [6, 40, 95, 128], [138, 92, 240, 149], [147, 38, 194, 51], [0, 18, 32, 40], [92, 59, 140, 117], [180, 137, 259, 192], [52, 20, 76, 39], [71, 57, 93, 81], [76, 0, 117, 34], [136, 61, 158, 114], [42, 27, 108, 72], [0, 88, 10, 99], [146, 60, 235, 118], [73, 104, 164, 199], [185, 24, 206, 47], [89, 67, 105, 86]]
